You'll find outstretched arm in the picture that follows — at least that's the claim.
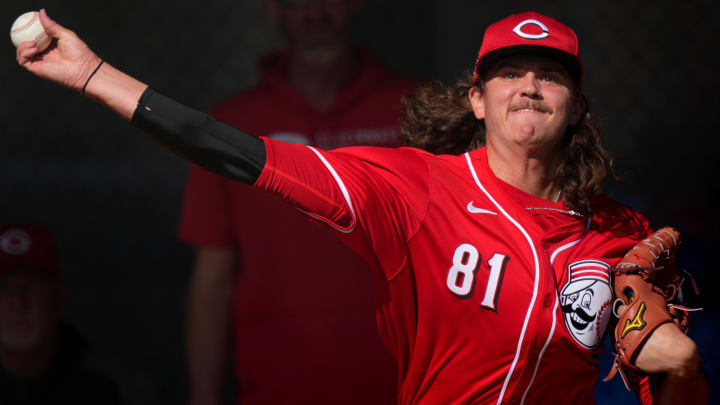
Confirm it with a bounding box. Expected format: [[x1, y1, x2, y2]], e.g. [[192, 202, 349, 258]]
[[16, 9, 265, 184]]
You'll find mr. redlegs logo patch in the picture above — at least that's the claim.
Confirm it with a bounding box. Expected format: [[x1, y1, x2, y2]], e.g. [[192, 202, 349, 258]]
[[560, 260, 613, 349]]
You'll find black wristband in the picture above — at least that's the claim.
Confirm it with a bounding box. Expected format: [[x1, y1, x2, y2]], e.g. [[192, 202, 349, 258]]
[[81, 59, 104, 95]]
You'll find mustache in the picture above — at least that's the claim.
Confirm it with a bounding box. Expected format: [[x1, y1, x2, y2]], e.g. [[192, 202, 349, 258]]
[[560, 303, 596, 322], [510, 101, 551, 113]]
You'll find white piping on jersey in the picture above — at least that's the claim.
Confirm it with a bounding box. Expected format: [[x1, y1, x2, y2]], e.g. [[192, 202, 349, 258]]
[[549, 240, 580, 265], [298, 146, 357, 234], [463, 153, 540, 405], [549, 210, 592, 264], [520, 206, 592, 402], [520, 294, 559, 405], [549, 239, 580, 265]]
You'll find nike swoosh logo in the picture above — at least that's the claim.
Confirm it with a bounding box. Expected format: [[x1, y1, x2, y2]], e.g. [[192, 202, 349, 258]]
[[467, 201, 497, 215]]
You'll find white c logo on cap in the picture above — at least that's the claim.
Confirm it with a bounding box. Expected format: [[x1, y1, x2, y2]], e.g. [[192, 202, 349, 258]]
[[0, 229, 31, 255], [512, 19, 549, 40]]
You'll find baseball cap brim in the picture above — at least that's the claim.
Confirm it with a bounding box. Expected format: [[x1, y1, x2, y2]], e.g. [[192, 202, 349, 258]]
[[475, 44, 583, 83]]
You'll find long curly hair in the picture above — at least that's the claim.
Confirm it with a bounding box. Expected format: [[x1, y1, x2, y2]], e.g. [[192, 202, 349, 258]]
[[400, 72, 612, 212]]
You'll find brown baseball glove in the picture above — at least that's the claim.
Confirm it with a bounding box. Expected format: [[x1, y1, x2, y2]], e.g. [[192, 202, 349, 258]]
[[603, 227, 701, 389]]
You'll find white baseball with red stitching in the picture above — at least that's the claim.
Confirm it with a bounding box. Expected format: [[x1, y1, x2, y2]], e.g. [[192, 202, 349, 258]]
[[10, 11, 51, 52]]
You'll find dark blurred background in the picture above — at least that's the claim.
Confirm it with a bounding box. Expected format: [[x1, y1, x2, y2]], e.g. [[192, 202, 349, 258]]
[[1, 1, 718, 404]]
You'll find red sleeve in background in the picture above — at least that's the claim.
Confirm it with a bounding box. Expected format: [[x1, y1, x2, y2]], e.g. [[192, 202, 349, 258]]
[[635, 375, 654, 404], [178, 164, 235, 247], [625, 367, 657, 405]]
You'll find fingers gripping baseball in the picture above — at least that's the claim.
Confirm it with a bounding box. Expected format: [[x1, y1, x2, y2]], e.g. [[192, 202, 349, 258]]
[[15, 9, 101, 93]]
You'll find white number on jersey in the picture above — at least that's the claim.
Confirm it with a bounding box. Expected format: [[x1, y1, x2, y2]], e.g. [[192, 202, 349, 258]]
[[446, 244, 509, 311], [480, 253, 509, 312], [446, 243, 480, 297]]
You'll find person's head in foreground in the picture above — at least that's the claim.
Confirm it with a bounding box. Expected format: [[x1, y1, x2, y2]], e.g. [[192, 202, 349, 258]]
[[402, 11, 607, 212]]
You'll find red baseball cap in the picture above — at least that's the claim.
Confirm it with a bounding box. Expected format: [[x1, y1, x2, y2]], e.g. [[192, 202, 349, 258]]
[[473, 11, 583, 83], [0, 225, 58, 277]]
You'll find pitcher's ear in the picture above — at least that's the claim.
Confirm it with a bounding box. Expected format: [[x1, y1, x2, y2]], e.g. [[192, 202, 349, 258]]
[[469, 86, 485, 120]]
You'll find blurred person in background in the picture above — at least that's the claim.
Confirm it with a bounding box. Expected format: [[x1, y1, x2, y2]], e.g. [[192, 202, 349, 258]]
[[179, 0, 418, 404], [0, 224, 122, 405]]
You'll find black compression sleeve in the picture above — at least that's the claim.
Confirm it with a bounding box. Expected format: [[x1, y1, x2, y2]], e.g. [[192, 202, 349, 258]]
[[130, 87, 266, 184]]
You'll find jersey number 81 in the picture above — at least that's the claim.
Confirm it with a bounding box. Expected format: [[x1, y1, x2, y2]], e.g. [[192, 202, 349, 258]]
[[446, 243, 509, 311]]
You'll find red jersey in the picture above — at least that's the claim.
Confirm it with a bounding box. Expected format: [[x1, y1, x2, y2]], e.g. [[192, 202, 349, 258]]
[[254, 139, 653, 405], [179, 50, 418, 404]]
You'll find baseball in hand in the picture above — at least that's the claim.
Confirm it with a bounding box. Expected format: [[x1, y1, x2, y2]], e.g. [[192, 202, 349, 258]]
[[10, 11, 52, 52]]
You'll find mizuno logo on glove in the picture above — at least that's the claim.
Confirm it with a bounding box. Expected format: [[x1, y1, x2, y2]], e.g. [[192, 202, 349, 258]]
[[621, 301, 648, 338]]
